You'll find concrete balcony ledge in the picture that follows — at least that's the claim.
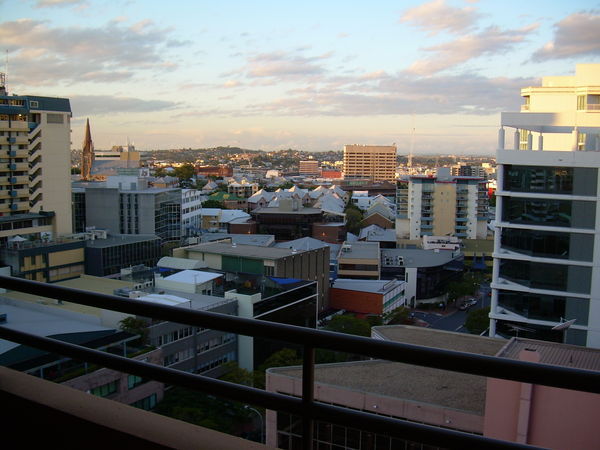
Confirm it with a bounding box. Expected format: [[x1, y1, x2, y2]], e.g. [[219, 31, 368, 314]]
[[0, 366, 271, 450]]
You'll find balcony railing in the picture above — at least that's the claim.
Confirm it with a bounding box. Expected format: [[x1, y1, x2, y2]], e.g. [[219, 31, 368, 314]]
[[1, 275, 599, 450]]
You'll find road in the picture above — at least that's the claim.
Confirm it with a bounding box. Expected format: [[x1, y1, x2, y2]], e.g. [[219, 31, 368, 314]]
[[413, 283, 491, 334]]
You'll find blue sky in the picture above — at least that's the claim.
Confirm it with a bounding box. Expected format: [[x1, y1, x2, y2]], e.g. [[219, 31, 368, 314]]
[[2, 0, 599, 154]]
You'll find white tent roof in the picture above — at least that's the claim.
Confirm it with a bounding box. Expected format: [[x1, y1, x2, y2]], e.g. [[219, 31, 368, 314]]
[[164, 269, 222, 284]]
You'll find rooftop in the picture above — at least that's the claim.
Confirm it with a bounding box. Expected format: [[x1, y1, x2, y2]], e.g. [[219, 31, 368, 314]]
[[497, 337, 600, 371], [84, 234, 159, 248], [332, 278, 404, 294], [381, 248, 462, 268], [183, 241, 310, 259], [271, 326, 505, 414], [337, 241, 380, 260]]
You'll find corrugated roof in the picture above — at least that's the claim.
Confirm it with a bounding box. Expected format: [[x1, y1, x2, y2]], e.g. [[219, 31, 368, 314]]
[[157, 256, 207, 270], [496, 338, 600, 371]]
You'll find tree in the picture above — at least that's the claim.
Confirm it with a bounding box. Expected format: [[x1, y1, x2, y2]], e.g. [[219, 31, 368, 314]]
[[174, 163, 196, 181], [118, 316, 149, 346], [465, 307, 491, 335], [324, 315, 371, 337], [384, 306, 412, 325], [153, 167, 167, 178], [345, 208, 363, 235], [219, 361, 255, 387], [201, 199, 225, 209]]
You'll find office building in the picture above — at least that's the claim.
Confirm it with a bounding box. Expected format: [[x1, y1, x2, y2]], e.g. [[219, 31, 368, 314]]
[[298, 160, 319, 175], [0, 78, 73, 240], [490, 64, 600, 347], [343, 144, 397, 182], [336, 241, 380, 280], [396, 169, 489, 240]]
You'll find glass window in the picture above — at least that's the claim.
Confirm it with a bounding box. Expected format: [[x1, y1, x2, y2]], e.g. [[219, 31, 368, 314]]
[[499, 259, 591, 294], [498, 290, 589, 324], [503, 165, 597, 196], [502, 197, 596, 229], [501, 228, 594, 261], [90, 380, 118, 397]]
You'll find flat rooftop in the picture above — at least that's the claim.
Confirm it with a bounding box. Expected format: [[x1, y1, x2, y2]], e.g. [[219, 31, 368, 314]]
[[85, 234, 159, 248], [271, 326, 505, 415], [183, 242, 311, 259], [337, 242, 380, 260], [381, 248, 461, 268]]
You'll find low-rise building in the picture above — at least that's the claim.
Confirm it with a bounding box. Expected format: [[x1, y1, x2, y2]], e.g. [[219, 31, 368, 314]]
[[337, 241, 380, 280], [329, 278, 405, 317]]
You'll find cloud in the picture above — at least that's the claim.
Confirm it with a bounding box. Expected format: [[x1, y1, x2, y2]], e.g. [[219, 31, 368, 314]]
[[70, 95, 179, 117], [532, 12, 600, 60], [407, 25, 537, 75], [34, 0, 85, 7], [400, 0, 481, 35], [233, 50, 332, 81], [209, 72, 533, 117], [0, 18, 187, 85]]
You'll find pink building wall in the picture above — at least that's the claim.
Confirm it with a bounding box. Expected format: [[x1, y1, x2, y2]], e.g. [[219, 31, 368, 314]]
[[484, 350, 600, 449]]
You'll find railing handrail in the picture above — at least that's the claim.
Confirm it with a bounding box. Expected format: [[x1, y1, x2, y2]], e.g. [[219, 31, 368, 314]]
[[0, 275, 596, 393], [1, 275, 597, 450]]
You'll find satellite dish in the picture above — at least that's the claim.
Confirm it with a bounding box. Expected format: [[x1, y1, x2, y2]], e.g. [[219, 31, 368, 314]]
[[552, 318, 576, 331]]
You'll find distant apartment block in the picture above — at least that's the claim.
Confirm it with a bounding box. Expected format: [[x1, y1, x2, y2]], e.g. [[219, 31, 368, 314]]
[[343, 145, 397, 182], [0, 238, 85, 282], [74, 179, 181, 243], [491, 64, 600, 348], [0, 80, 73, 240], [396, 168, 489, 240], [196, 165, 233, 178], [298, 160, 319, 175]]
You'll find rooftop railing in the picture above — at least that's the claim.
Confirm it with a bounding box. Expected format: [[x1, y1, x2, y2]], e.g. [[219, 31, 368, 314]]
[[0, 275, 599, 450]]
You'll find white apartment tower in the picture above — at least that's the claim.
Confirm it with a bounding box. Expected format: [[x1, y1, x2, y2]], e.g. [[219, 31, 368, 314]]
[[396, 169, 489, 240], [490, 64, 600, 347], [343, 144, 397, 182], [0, 79, 73, 243]]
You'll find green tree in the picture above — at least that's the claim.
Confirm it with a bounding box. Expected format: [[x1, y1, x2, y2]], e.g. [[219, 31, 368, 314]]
[[465, 307, 491, 334], [344, 208, 363, 235], [153, 167, 167, 177], [219, 361, 255, 387], [324, 314, 371, 337], [201, 199, 225, 209], [118, 316, 149, 346], [174, 163, 196, 181], [384, 306, 412, 325]]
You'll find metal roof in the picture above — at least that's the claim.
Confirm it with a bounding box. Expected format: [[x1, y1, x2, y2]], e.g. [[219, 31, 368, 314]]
[[157, 256, 207, 270]]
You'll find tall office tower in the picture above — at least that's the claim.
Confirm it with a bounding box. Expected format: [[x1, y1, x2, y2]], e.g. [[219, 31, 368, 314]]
[[0, 78, 73, 242], [343, 144, 397, 182], [395, 168, 489, 240], [490, 64, 600, 347]]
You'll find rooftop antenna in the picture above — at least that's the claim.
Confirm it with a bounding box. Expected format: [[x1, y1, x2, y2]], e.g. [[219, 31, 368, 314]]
[[408, 113, 415, 175], [0, 50, 7, 96]]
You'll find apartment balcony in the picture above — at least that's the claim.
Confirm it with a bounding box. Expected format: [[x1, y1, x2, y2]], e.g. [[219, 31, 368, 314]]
[[455, 217, 468, 222], [0, 276, 598, 450]]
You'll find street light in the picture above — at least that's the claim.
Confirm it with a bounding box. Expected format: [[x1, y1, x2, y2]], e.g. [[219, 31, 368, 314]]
[[244, 405, 264, 444]]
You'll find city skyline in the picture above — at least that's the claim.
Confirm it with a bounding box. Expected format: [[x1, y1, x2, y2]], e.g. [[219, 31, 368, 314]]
[[2, 0, 599, 153]]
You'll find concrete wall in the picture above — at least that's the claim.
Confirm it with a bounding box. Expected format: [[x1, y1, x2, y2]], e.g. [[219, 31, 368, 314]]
[[329, 288, 382, 315]]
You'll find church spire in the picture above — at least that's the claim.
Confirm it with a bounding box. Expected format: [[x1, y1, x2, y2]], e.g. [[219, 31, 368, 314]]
[[81, 118, 94, 180]]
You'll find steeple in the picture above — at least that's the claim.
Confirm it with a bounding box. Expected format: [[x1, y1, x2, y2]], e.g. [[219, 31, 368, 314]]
[[81, 118, 95, 180]]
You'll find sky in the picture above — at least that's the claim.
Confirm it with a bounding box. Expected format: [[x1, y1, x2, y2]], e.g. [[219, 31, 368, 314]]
[[1, 0, 599, 154]]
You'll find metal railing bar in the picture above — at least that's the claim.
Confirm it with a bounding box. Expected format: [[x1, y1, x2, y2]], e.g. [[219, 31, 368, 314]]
[[0, 275, 597, 394], [301, 345, 315, 450], [0, 327, 543, 450]]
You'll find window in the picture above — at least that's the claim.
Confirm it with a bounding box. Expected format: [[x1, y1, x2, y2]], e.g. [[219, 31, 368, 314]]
[[577, 95, 586, 111], [46, 113, 64, 124], [90, 380, 118, 397], [130, 394, 157, 411], [127, 374, 146, 389], [29, 100, 39, 108]]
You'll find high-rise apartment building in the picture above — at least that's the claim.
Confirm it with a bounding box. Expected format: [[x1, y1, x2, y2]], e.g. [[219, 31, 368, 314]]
[[343, 144, 397, 181], [396, 169, 489, 240], [298, 160, 319, 175], [0, 77, 73, 242], [490, 64, 600, 347]]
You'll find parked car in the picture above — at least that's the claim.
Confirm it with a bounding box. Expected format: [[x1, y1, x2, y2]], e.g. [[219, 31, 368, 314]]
[[458, 298, 478, 311]]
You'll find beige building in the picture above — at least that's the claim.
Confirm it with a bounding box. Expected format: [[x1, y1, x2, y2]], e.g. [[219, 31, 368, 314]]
[[337, 241, 380, 280], [0, 82, 73, 241], [299, 160, 319, 175], [343, 145, 397, 182]]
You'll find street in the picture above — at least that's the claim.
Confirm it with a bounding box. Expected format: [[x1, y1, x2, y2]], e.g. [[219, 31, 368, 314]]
[[412, 283, 491, 334]]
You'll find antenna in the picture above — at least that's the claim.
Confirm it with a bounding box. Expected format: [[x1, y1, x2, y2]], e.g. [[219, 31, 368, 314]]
[[551, 318, 576, 331], [408, 113, 415, 175], [4, 49, 7, 93]]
